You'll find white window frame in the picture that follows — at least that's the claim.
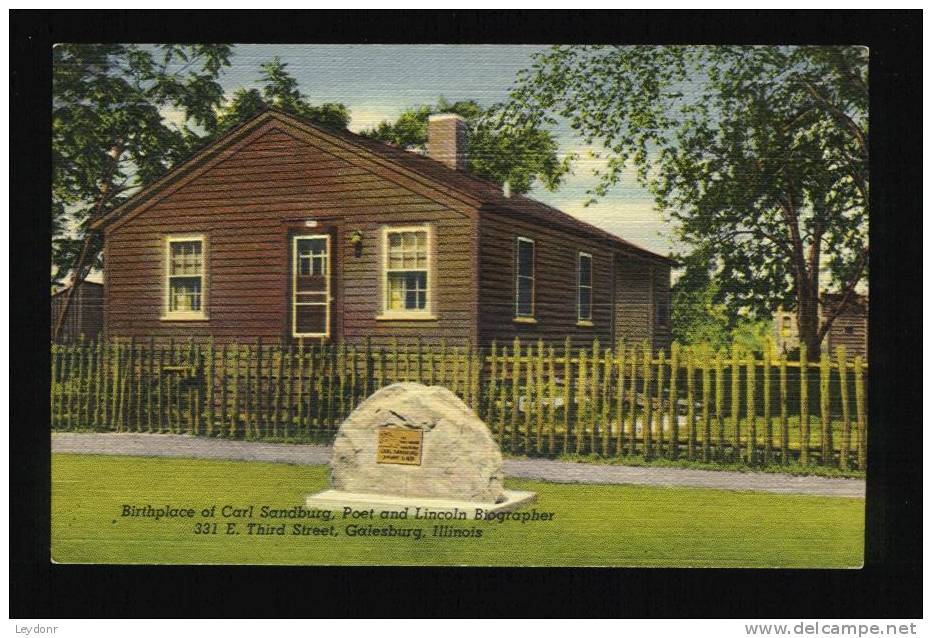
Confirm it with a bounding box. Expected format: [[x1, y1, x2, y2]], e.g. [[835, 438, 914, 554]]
[[292, 234, 331, 338], [162, 234, 207, 321], [514, 236, 536, 321], [577, 251, 593, 324], [377, 224, 435, 320]]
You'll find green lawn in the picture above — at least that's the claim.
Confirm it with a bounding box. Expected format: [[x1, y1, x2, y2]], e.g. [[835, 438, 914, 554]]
[[52, 453, 864, 568]]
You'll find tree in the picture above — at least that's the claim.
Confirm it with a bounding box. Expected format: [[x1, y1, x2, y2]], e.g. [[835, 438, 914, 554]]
[[501, 46, 868, 356], [360, 97, 570, 194], [210, 57, 349, 136], [52, 44, 233, 339]]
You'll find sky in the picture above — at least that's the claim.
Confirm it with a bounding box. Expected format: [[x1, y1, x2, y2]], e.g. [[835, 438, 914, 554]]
[[215, 44, 676, 258]]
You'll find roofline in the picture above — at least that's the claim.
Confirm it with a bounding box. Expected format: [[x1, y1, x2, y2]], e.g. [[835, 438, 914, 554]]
[[90, 107, 676, 267]]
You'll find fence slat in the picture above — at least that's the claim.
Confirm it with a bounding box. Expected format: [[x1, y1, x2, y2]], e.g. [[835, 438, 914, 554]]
[[800, 347, 810, 465], [589, 339, 600, 455], [701, 349, 711, 463], [780, 352, 789, 464], [715, 350, 725, 461], [854, 355, 866, 470], [763, 344, 772, 464], [668, 343, 679, 460], [654, 350, 665, 458], [615, 342, 627, 457], [576, 348, 587, 455], [819, 351, 832, 466], [731, 346, 741, 461], [746, 355, 756, 464], [686, 348, 695, 461], [562, 336, 572, 455], [837, 347, 851, 470], [536, 340, 546, 454], [602, 346, 612, 456], [627, 344, 638, 456], [642, 347, 653, 458]]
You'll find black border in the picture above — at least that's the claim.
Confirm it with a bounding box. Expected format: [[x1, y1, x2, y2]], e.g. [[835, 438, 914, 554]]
[[11, 10, 922, 619]]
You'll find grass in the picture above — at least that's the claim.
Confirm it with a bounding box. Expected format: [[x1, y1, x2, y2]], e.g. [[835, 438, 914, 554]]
[[52, 453, 864, 567]]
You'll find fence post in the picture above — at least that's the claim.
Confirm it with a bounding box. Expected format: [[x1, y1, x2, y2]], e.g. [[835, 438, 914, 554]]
[[837, 346, 851, 470], [602, 345, 613, 456], [819, 350, 832, 466], [487, 341, 498, 432], [230, 345, 241, 437], [135, 338, 144, 432], [715, 349, 725, 461], [536, 339, 546, 454], [471, 342, 482, 414], [701, 347, 711, 463], [731, 345, 741, 462], [642, 346, 653, 459], [497, 344, 508, 449], [655, 349, 666, 459], [589, 339, 600, 455], [627, 344, 638, 456], [745, 354, 756, 465], [576, 347, 587, 455], [511, 337, 521, 453], [94, 337, 104, 428], [668, 342, 679, 460], [799, 346, 810, 465], [686, 347, 695, 461], [854, 355, 866, 470], [76, 336, 86, 428], [562, 336, 572, 455], [780, 351, 789, 464], [763, 343, 772, 465], [547, 345, 557, 455], [615, 341, 626, 457], [206, 335, 217, 436], [524, 344, 534, 453], [50, 344, 59, 428]]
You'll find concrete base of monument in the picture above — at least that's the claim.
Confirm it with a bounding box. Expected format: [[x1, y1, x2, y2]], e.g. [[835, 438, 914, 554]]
[[305, 489, 538, 515]]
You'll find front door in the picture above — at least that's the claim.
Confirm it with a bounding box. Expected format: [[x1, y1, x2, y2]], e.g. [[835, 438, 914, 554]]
[[291, 234, 332, 339]]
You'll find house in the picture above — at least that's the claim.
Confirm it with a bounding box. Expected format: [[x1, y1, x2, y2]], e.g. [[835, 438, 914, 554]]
[[51, 280, 104, 344], [774, 293, 868, 359], [91, 109, 674, 351]]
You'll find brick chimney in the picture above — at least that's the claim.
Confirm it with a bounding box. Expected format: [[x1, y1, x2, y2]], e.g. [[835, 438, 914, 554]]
[[427, 113, 468, 171]]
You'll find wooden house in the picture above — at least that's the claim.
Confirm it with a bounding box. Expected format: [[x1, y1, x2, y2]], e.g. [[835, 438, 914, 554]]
[[51, 280, 104, 344], [774, 293, 868, 358], [91, 109, 674, 350]]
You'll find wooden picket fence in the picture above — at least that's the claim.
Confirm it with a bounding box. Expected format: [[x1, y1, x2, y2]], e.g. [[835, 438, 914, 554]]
[[50, 336, 868, 470]]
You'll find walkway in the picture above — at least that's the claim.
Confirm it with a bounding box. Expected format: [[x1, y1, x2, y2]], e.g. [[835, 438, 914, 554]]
[[52, 432, 864, 498]]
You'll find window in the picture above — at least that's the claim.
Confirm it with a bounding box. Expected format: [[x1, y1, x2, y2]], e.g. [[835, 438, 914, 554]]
[[781, 315, 792, 337], [165, 236, 206, 319], [577, 252, 593, 322], [515, 237, 535, 319], [381, 226, 432, 317]]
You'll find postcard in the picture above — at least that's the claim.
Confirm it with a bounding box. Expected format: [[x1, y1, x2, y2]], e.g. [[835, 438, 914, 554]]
[[50, 43, 867, 567]]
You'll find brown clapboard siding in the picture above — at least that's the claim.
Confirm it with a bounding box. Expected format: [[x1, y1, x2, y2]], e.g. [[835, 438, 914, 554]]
[[477, 211, 617, 349], [104, 125, 479, 346], [614, 258, 653, 346]]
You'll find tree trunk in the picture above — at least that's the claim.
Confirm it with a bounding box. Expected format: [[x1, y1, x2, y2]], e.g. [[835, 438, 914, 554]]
[[796, 281, 822, 359]]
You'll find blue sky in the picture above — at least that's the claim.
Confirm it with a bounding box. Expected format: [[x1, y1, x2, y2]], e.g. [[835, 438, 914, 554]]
[[216, 44, 675, 257]]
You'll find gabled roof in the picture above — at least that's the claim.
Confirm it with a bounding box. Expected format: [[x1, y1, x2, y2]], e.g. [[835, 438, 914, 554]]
[[92, 107, 674, 265]]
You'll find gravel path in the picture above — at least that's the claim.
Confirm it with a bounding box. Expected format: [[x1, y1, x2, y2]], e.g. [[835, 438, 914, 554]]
[[52, 432, 864, 498]]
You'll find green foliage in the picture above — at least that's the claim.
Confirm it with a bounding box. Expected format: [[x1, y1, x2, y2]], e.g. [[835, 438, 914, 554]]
[[52, 44, 233, 284], [360, 97, 570, 194], [211, 57, 350, 135], [503, 46, 868, 353], [671, 260, 773, 353]]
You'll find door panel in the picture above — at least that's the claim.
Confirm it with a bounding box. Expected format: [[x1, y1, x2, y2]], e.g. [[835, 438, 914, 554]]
[[292, 234, 331, 338]]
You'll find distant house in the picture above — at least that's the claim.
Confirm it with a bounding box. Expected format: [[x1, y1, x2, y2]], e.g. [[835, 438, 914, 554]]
[[774, 293, 868, 359], [51, 280, 104, 344], [91, 109, 674, 350]]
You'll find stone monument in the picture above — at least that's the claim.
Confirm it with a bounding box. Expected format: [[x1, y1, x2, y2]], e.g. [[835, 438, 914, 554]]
[[305, 383, 536, 514]]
